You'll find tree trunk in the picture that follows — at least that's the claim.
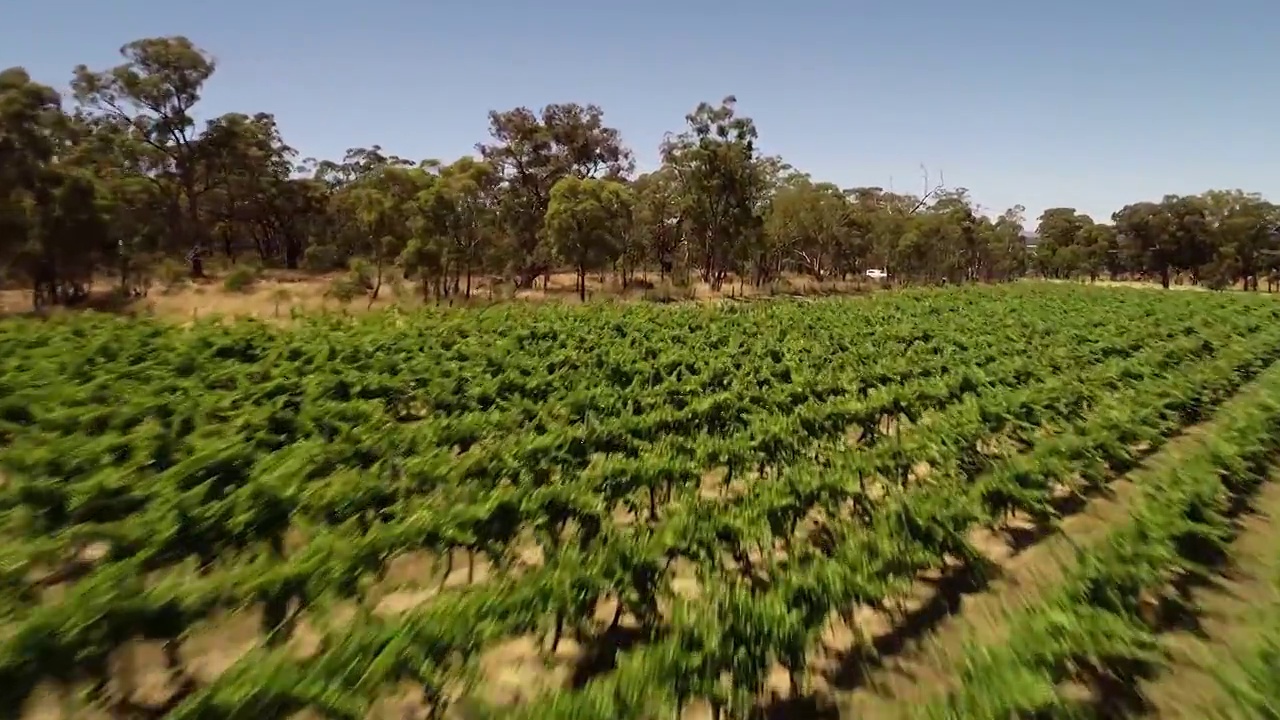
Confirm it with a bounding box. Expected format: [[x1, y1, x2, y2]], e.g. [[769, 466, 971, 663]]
[[184, 178, 205, 278], [370, 257, 383, 307], [284, 236, 301, 270]]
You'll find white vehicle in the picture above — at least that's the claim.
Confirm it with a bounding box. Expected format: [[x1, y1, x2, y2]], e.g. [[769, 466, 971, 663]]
[[865, 268, 888, 280]]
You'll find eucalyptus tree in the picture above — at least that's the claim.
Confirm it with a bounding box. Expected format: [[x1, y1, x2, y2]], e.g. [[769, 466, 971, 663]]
[[661, 96, 769, 290], [543, 176, 634, 300]]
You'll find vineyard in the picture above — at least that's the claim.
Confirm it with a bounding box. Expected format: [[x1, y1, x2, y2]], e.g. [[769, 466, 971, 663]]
[[4, 283, 1280, 719]]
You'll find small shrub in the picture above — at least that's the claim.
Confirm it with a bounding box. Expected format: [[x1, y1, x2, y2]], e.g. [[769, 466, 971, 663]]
[[387, 275, 410, 300], [643, 281, 698, 304], [302, 245, 345, 272], [348, 259, 376, 291], [270, 288, 293, 317], [222, 266, 259, 293], [488, 278, 516, 300], [325, 275, 363, 303], [157, 259, 188, 292], [767, 277, 799, 296]]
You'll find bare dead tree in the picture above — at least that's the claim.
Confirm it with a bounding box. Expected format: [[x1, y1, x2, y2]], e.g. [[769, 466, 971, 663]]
[[907, 164, 946, 214]]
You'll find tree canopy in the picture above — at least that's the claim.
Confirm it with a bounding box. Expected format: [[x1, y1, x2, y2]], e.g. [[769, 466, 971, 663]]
[[3, 36, 1277, 306]]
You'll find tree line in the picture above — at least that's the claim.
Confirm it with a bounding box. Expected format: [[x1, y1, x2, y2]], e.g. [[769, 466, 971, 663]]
[[2, 36, 1277, 306]]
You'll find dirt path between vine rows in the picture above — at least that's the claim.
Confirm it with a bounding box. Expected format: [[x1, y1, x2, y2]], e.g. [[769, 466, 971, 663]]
[[1134, 474, 1280, 719], [823, 424, 1214, 719]]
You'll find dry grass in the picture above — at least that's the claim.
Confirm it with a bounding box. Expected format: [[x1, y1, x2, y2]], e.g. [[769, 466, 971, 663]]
[[1041, 277, 1280, 293], [0, 270, 876, 323], [5, 270, 1275, 325], [1042, 278, 1211, 293]]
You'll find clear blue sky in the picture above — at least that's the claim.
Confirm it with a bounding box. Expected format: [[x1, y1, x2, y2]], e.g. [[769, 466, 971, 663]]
[[5, 0, 1278, 223]]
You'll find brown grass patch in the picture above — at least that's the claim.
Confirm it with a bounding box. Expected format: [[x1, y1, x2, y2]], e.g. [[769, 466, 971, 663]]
[[0, 270, 877, 323]]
